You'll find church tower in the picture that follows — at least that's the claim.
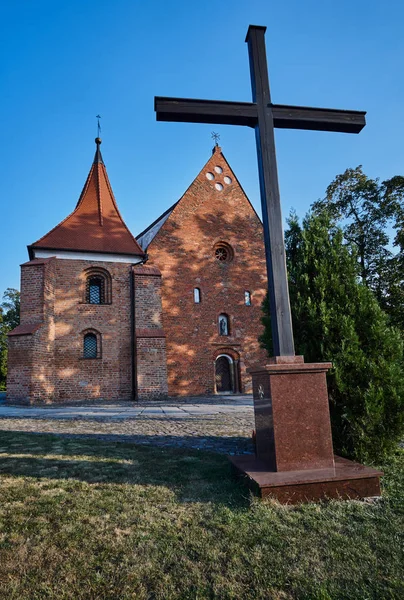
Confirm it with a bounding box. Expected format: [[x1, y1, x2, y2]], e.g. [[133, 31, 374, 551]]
[[137, 145, 268, 396], [7, 138, 168, 404]]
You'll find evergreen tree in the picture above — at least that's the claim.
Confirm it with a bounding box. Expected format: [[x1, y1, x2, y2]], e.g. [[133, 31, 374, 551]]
[[261, 211, 404, 463]]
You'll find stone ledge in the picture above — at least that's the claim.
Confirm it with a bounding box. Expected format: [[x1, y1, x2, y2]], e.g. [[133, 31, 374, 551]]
[[229, 455, 383, 504]]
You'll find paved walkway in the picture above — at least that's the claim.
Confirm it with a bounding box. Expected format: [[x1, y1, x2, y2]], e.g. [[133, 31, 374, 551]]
[[0, 395, 255, 455]]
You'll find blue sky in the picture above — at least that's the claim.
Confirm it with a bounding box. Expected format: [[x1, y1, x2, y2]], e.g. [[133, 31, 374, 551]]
[[1, 0, 403, 294]]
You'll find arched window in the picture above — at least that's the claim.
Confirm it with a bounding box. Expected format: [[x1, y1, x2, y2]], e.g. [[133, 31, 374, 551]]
[[194, 287, 201, 303], [83, 333, 98, 359], [244, 291, 252, 306], [218, 313, 229, 336], [83, 267, 112, 304]]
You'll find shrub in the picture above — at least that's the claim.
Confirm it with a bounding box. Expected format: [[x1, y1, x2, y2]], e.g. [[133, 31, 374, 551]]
[[261, 211, 404, 463]]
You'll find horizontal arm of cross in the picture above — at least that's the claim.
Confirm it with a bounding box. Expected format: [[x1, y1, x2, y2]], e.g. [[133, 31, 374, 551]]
[[155, 96, 366, 133]]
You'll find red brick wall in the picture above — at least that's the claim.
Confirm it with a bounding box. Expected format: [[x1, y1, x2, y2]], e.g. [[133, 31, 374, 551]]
[[146, 147, 268, 396], [134, 266, 168, 399], [7, 259, 56, 404], [20, 262, 46, 323], [6, 335, 35, 404], [7, 257, 169, 404], [50, 259, 133, 401]]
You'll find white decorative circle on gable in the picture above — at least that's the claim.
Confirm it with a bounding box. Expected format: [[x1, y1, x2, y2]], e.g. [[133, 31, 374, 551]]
[[206, 172, 214, 180], [224, 176, 232, 185], [215, 183, 223, 191], [214, 166, 223, 174]]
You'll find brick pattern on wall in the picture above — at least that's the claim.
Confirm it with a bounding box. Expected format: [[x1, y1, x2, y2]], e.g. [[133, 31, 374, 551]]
[[7, 258, 169, 404], [134, 266, 168, 399], [146, 147, 268, 396]]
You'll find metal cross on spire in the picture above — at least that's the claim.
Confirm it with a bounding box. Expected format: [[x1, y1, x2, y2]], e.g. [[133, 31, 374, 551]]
[[96, 114, 102, 138], [155, 25, 366, 357], [211, 131, 220, 146]]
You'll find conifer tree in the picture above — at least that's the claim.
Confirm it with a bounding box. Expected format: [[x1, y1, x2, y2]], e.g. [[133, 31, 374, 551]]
[[261, 211, 404, 463]]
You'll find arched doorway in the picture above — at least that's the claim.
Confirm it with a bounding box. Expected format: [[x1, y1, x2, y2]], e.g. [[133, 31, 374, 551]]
[[215, 354, 235, 394]]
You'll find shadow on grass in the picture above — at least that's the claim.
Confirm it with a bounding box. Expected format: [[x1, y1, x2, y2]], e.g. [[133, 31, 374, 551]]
[[0, 427, 254, 454], [0, 430, 251, 507]]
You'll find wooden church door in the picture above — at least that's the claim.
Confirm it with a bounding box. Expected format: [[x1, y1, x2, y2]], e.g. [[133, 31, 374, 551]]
[[215, 355, 234, 393]]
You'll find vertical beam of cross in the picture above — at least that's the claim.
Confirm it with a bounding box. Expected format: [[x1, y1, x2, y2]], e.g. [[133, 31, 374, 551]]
[[154, 25, 366, 357], [246, 26, 294, 356]]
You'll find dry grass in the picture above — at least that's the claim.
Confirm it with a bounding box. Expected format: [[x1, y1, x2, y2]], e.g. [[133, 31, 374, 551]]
[[0, 430, 403, 599]]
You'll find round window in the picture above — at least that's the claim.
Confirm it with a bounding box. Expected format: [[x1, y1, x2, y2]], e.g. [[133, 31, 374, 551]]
[[214, 242, 234, 263]]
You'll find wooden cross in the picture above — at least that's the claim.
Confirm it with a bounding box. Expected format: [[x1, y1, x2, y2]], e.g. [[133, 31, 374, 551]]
[[155, 25, 366, 357]]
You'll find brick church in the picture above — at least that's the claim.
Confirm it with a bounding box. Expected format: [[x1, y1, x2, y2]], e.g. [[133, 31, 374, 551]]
[[7, 138, 267, 404]]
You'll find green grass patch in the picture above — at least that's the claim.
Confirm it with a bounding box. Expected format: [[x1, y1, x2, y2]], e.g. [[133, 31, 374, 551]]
[[0, 431, 403, 599]]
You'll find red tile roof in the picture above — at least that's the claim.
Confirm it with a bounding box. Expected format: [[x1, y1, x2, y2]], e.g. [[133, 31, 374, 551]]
[[30, 140, 145, 258]]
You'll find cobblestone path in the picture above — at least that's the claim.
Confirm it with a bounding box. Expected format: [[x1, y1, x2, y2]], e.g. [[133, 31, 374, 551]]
[[0, 397, 255, 455]]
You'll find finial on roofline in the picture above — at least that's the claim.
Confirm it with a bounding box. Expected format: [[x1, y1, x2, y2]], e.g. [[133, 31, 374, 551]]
[[211, 131, 220, 146], [211, 131, 221, 154], [94, 115, 104, 164], [96, 114, 102, 137]]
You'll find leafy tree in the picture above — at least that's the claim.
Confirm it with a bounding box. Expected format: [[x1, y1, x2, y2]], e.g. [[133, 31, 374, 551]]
[[261, 211, 404, 463], [0, 288, 20, 390], [2, 288, 20, 330], [312, 167, 404, 322]]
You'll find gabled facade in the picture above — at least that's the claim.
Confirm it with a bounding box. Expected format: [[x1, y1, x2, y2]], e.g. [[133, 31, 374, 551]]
[[7, 139, 168, 404], [138, 145, 268, 396], [7, 140, 267, 403]]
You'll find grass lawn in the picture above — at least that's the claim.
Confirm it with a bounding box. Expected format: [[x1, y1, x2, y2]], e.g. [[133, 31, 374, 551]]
[[0, 431, 402, 600]]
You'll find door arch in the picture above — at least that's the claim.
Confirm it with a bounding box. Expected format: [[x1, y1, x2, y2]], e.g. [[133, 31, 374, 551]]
[[215, 354, 235, 394]]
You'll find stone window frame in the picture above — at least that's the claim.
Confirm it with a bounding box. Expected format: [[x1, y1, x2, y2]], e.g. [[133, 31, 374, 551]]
[[83, 267, 112, 305], [81, 328, 102, 359]]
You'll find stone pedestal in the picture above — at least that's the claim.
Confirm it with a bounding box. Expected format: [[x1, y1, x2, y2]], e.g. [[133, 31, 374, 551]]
[[230, 356, 382, 503]]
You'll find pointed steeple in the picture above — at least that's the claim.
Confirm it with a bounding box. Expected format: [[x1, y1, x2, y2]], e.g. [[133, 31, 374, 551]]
[[29, 139, 145, 259]]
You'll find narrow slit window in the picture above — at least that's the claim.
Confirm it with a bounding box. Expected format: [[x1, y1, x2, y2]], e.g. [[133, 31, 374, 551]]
[[83, 333, 97, 359], [245, 291, 251, 306], [194, 288, 201, 303]]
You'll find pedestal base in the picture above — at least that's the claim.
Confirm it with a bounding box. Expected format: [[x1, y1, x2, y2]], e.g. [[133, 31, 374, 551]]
[[230, 455, 383, 504]]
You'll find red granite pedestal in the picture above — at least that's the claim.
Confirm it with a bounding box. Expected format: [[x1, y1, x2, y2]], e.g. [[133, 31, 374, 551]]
[[230, 356, 382, 503]]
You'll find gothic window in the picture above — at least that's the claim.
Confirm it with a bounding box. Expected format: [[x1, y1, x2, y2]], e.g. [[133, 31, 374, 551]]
[[218, 313, 229, 336], [83, 267, 112, 304], [83, 333, 98, 359], [194, 288, 201, 303], [245, 291, 252, 306]]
